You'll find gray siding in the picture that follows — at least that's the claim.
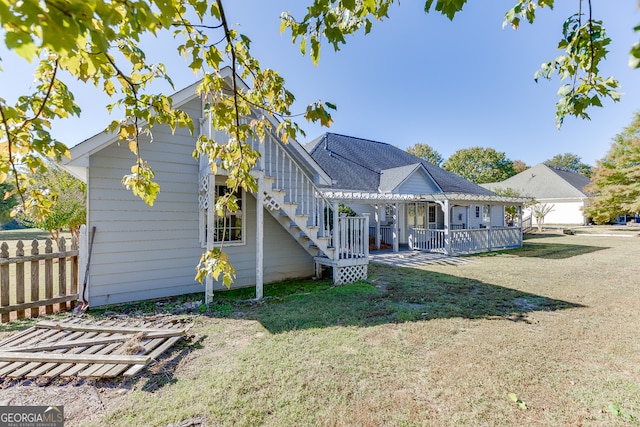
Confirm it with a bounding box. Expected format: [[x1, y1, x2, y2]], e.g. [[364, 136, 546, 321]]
[[395, 169, 440, 194], [87, 99, 203, 306], [212, 194, 315, 291], [491, 205, 506, 227], [86, 98, 314, 305]]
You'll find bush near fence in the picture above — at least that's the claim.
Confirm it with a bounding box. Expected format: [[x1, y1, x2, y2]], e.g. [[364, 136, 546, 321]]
[[0, 237, 79, 323]]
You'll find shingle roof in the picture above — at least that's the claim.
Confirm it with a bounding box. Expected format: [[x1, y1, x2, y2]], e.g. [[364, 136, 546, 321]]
[[481, 163, 591, 199], [305, 133, 495, 195]]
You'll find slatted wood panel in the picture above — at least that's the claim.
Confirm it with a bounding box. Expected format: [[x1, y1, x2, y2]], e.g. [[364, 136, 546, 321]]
[[0, 237, 79, 322], [0, 318, 191, 378]]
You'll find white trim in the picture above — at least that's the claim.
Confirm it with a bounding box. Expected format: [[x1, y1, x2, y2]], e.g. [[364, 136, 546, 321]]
[[321, 190, 530, 204]]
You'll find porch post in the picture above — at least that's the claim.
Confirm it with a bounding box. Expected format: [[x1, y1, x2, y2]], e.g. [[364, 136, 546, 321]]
[[205, 173, 215, 304], [332, 200, 340, 261], [487, 204, 492, 251], [255, 137, 266, 300], [465, 206, 470, 229], [256, 172, 264, 300], [363, 213, 370, 259], [443, 200, 451, 255], [392, 203, 399, 253], [518, 205, 523, 248], [375, 204, 381, 250]]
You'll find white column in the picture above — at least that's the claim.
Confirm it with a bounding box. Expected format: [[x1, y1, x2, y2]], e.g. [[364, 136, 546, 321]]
[[465, 205, 470, 229], [487, 204, 492, 251], [443, 200, 451, 255], [256, 173, 264, 300], [518, 205, 523, 248], [392, 203, 399, 253], [375, 204, 381, 250], [363, 213, 370, 259], [332, 201, 339, 261], [205, 174, 215, 304]]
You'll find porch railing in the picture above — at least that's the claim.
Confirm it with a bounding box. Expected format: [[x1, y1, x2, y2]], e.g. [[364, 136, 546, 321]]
[[450, 229, 489, 253], [368, 225, 393, 246], [408, 227, 445, 253], [408, 226, 522, 255], [490, 227, 522, 250], [337, 216, 369, 260], [248, 132, 336, 244]]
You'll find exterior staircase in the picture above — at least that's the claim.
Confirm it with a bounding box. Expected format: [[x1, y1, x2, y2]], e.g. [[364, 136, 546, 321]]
[[249, 132, 369, 285]]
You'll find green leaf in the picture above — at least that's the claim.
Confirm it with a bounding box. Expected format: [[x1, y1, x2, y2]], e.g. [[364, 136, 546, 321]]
[[5, 32, 38, 61]]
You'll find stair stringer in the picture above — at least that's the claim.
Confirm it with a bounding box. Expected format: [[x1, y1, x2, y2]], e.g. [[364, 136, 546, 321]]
[[257, 178, 335, 260]]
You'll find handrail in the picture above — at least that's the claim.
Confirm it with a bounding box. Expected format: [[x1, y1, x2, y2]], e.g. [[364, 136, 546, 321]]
[[250, 132, 337, 242]]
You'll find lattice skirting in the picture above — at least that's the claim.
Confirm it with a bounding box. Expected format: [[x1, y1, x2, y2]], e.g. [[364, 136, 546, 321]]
[[334, 264, 368, 285]]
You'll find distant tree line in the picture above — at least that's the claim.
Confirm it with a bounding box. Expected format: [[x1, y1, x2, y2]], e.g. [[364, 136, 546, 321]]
[[405, 143, 592, 184], [407, 109, 640, 224]]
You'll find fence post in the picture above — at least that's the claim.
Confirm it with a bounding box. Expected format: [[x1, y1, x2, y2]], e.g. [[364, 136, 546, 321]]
[[31, 240, 39, 318], [15, 241, 25, 319], [1, 242, 9, 323], [71, 236, 79, 308], [58, 237, 67, 311], [44, 239, 53, 315]]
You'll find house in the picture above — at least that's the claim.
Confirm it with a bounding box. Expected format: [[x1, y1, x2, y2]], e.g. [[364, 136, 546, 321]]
[[481, 163, 591, 226], [62, 70, 371, 307], [307, 133, 526, 255], [61, 72, 525, 307]]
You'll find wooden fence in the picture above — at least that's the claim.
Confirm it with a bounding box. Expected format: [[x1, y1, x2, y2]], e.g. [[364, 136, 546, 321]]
[[0, 237, 79, 323]]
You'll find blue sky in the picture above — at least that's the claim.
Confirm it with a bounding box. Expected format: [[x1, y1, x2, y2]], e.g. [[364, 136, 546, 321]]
[[2, 1, 640, 167]]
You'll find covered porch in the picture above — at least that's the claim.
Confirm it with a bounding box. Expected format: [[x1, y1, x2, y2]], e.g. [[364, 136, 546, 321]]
[[323, 191, 528, 256]]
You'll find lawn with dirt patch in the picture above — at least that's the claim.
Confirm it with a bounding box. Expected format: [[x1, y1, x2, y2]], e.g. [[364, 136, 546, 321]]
[[1, 232, 638, 426]]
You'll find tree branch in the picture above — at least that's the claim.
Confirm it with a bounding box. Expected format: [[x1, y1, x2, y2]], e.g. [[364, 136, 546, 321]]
[[216, 0, 245, 193], [0, 105, 26, 206]]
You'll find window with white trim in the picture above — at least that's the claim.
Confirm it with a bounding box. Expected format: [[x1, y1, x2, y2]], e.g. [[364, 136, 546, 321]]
[[428, 204, 436, 223], [213, 185, 244, 244]]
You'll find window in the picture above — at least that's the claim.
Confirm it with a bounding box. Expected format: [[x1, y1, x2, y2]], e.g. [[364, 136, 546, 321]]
[[475, 206, 480, 218], [384, 205, 396, 224], [213, 185, 243, 243], [428, 204, 436, 223]]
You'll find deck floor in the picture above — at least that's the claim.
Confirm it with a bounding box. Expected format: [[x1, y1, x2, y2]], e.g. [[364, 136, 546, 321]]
[[369, 248, 471, 268]]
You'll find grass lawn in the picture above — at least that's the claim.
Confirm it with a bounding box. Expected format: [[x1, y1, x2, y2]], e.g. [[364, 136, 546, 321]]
[[8, 231, 640, 426]]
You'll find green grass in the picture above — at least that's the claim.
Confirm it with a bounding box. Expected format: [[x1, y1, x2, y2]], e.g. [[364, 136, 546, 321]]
[[0, 228, 54, 242], [9, 233, 640, 426]]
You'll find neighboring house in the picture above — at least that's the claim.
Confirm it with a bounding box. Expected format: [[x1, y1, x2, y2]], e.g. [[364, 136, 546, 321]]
[[306, 133, 526, 255], [61, 71, 525, 306], [482, 163, 591, 226]]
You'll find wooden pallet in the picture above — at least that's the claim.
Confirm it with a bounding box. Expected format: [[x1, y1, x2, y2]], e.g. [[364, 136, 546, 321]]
[[0, 317, 192, 379]]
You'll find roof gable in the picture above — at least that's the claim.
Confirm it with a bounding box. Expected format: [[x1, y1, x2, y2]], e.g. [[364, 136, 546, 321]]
[[62, 68, 332, 185], [306, 133, 494, 195], [379, 164, 441, 194], [482, 163, 590, 198]]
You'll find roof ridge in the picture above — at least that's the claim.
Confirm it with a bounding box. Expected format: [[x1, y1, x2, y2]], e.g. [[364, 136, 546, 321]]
[[325, 132, 397, 148]]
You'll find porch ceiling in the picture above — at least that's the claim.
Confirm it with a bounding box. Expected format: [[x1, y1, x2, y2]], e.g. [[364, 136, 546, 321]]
[[320, 190, 531, 205]]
